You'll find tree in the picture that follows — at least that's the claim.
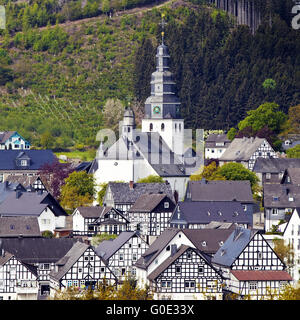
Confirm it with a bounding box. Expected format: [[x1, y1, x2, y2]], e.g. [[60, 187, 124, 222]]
[[262, 78, 277, 91], [273, 238, 294, 272], [38, 158, 74, 199], [227, 127, 237, 141], [238, 102, 287, 134], [137, 175, 164, 183], [102, 98, 124, 131], [60, 171, 96, 210], [217, 162, 260, 194], [40, 131, 53, 149], [286, 145, 300, 158], [190, 161, 225, 181], [97, 182, 108, 206], [51, 277, 153, 300], [281, 104, 300, 135]]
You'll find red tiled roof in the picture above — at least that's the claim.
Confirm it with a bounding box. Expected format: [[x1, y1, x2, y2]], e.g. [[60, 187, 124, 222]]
[[231, 270, 293, 281]]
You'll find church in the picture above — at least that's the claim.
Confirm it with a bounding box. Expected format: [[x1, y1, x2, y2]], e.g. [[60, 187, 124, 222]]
[[90, 33, 202, 201]]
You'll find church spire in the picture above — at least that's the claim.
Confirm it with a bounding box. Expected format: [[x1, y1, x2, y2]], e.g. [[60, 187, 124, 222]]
[[160, 13, 167, 45], [143, 13, 181, 120]]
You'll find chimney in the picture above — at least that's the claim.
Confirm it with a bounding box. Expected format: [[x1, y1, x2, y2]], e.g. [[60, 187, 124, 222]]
[[129, 181, 134, 190], [170, 244, 177, 256]]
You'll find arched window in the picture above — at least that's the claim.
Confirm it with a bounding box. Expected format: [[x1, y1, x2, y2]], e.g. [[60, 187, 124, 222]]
[[150, 123, 153, 131], [161, 123, 165, 131]]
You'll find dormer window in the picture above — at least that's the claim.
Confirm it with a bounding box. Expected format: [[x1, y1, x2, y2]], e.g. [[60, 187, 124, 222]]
[[21, 160, 27, 166]]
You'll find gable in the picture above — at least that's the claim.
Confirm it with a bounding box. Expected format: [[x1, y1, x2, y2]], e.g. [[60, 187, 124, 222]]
[[233, 233, 285, 270]]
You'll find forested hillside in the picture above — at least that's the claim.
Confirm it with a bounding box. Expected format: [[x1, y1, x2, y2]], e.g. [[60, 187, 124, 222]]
[[0, 0, 299, 151]]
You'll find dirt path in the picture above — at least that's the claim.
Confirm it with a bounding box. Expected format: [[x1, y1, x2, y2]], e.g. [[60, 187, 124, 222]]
[[38, 0, 177, 32]]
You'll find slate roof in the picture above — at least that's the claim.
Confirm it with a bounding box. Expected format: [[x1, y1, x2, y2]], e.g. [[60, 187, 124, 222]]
[[135, 228, 179, 270], [147, 245, 194, 281], [182, 228, 234, 255], [75, 161, 92, 173], [220, 137, 267, 161], [0, 237, 80, 263], [75, 206, 103, 219], [231, 270, 292, 281], [253, 158, 300, 173], [284, 168, 300, 185], [49, 242, 90, 281], [135, 228, 233, 270], [106, 182, 174, 205], [263, 184, 300, 208], [5, 175, 41, 189], [170, 201, 251, 225], [97, 132, 188, 177], [186, 179, 254, 203], [95, 231, 137, 262], [128, 194, 171, 213], [0, 216, 41, 237], [0, 150, 56, 171], [0, 191, 68, 217], [0, 181, 26, 204], [205, 134, 231, 148], [211, 227, 258, 267], [0, 131, 15, 143]]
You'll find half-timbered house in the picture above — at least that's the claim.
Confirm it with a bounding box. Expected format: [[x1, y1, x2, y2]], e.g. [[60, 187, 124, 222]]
[[0, 249, 38, 300], [0, 237, 79, 298], [135, 228, 233, 288], [219, 137, 277, 171], [95, 231, 149, 282], [92, 206, 129, 235], [147, 245, 224, 300], [103, 181, 175, 214], [128, 193, 175, 244], [49, 242, 117, 297], [211, 227, 292, 299], [72, 206, 129, 237], [4, 175, 47, 192]]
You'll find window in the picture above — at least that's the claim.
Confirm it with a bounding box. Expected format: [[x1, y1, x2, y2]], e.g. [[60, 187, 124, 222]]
[[79, 268, 82, 273], [162, 281, 172, 288], [20, 160, 27, 166], [266, 173, 271, 180], [101, 267, 105, 272], [185, 281, 195, 288], [187, 252, 192, 259], [119, 254, 124, 261], [249, 282, 257, 290], [43, 264, 50, 270], [176, 266, 181, 273], [121, 268, 126, 275], [164, 202, 169, 209], [67, 280, 73, 287], [150, 123, 153, 131], [132, 254, 137, 261], [198, 265, 204, 274], [161, 123, 165, 131], [242, 205, 247, 211]]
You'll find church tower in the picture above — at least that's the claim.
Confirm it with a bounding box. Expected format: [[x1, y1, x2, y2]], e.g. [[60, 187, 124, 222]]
[[141, 15, 184, 156]]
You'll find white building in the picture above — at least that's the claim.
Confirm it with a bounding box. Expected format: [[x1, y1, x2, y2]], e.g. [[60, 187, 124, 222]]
[[90, 40, 202, 201]]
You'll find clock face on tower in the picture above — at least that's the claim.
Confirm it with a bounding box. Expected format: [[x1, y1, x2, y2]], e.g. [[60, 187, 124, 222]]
[[153, 106, 161, 115]]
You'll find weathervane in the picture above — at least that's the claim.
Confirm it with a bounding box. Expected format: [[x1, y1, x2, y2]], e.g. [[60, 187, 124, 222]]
[[159, 13, 167, 44]]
